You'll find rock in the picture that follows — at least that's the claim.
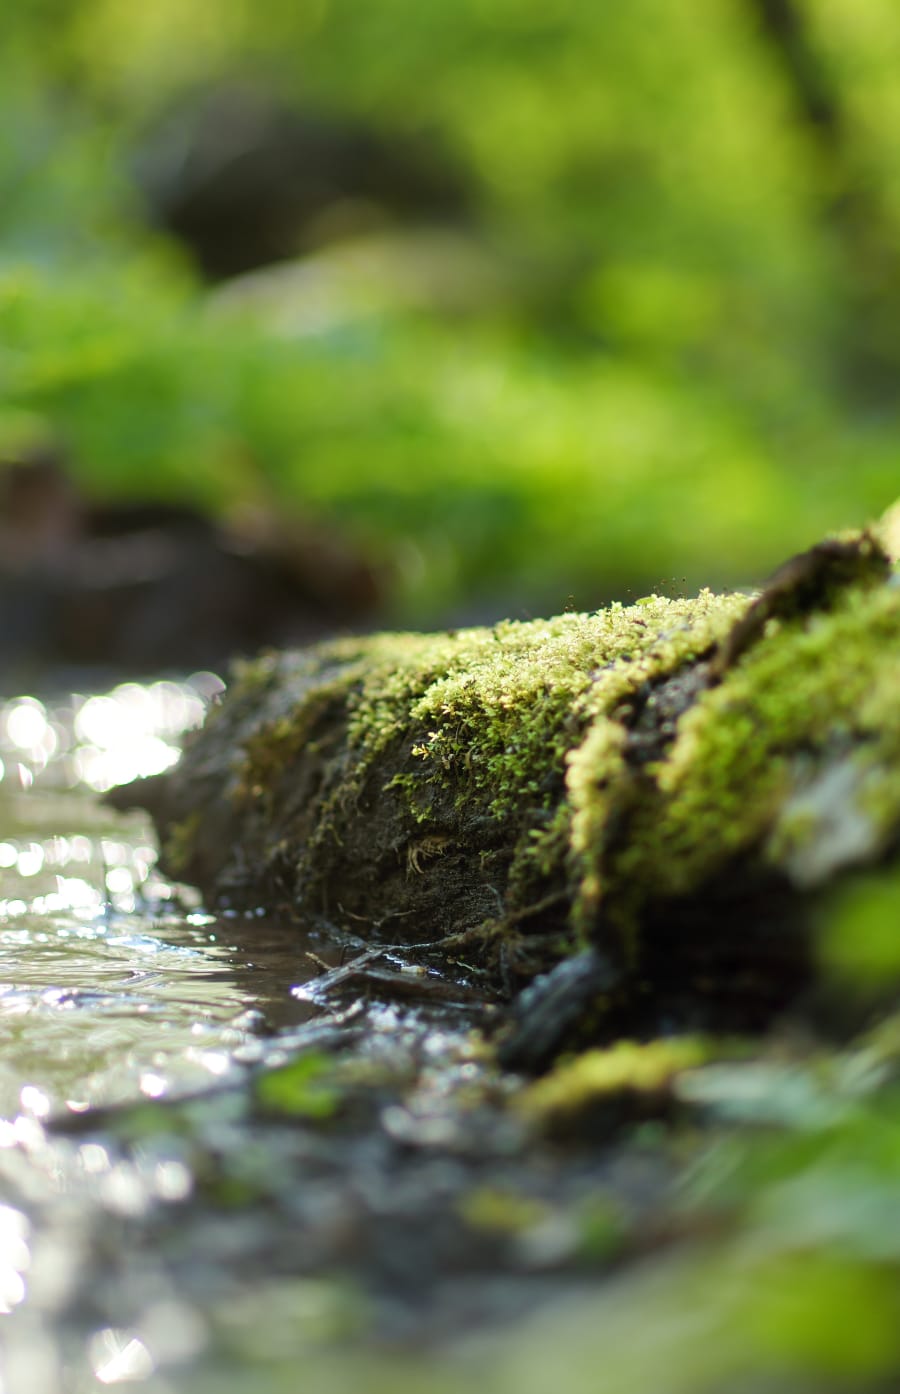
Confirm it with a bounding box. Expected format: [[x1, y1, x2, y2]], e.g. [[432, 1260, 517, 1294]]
[[0, 458, 380, 677], [135, 86, 470, 280]]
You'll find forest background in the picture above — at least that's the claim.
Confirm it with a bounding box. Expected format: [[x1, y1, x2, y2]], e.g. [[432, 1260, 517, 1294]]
[[3, 0, 899, 626], [3, 8, 900, 1390]]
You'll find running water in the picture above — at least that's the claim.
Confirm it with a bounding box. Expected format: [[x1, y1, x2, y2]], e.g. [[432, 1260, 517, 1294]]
[[0, 675, 344, 1120], [0, 673, 497, 1393]]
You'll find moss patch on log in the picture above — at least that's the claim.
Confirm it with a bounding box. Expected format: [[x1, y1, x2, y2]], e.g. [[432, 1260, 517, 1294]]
[[574, 557, 900, 939], [123, 529, 899, 1042]]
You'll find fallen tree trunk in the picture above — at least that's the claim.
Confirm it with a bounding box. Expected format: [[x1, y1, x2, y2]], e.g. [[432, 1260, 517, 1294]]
[[115, 529, 900, 1058]]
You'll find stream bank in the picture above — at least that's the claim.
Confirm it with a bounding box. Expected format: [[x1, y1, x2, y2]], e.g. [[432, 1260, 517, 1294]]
[[1, 526, 899, 1391]]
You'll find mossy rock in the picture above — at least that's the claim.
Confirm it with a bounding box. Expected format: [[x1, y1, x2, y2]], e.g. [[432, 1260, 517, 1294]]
[[117, 529, 900, 1058]]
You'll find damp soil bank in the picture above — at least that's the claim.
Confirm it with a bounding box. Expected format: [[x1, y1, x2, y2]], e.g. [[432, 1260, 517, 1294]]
[[114, 528, 900, 1063]]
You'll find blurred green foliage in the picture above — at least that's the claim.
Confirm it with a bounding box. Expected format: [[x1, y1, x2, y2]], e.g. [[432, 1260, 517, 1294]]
[[2, 1, 900, 616], [3, 11, 900, 1383], [450, 1020, 900, 1394], [254, 1050, 342, 1118], [820, 866, 900, 991]]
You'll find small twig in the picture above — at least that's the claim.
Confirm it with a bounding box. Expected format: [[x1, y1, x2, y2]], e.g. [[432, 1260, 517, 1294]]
[[336, 903, 370, 923], [303, 950, 333, 973], [298, 947, 388, 999]]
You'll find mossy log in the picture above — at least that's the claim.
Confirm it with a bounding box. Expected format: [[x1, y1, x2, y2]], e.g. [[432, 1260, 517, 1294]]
[[118, 530, 900, 1056]]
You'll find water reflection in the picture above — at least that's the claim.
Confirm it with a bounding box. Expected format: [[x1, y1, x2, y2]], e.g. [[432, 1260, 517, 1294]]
[[89, 1329, 155, 1386], [0, 671, 347, 1126], [0, 673, 358, 1391], [0, 869, 343, 1119], [0, 671, 480, 1394], [0, 1204, 29, 1314], [0, 673, 223, 794]]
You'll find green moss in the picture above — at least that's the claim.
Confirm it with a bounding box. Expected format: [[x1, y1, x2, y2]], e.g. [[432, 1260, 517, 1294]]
[[235, 591, 746, 826], [228, 652, 281, 691], [819, 865, 900, 990], [582, 581, 900, 931], [162, 810, 203, 877], [232, 589, 749, 928], [459, 1185, 553, 1236], [385, 593, 747, 822], [213, 532, 899, 991], [240, 672, 360, 806], [517, 1036, 715, 1126]]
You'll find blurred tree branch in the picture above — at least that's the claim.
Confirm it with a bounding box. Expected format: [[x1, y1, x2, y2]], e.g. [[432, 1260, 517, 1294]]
[[748, 0, 900, 394]]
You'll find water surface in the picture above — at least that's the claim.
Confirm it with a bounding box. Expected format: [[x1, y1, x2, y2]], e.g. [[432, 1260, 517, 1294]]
[[0, 674, 501, 1394], [0, 678, 345, 1125]]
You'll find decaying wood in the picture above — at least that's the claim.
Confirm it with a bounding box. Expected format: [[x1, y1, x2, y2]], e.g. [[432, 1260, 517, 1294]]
[[112, 528, 900, 1056]]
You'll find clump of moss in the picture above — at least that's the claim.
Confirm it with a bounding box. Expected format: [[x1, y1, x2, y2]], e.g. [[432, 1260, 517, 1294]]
[[516, 1036, 715, 1129], [230, 587, 750, 949], [401, 593, 746, 819], [238, 590, 747, 826], [579, 578, 900, 938], [459, 1185, 554, 1237]]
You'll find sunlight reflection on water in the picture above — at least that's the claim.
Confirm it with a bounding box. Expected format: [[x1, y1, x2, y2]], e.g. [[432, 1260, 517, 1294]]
[[0, 673, 223, 794], [0, 670, 340, 1125], [0, 670, 460, 1394]]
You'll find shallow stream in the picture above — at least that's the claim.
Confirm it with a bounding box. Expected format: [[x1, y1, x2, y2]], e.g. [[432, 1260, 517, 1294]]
[[0, 673, 584, 1393], [0, 675, 402, 1389], [3, 674, 899, 1394]]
